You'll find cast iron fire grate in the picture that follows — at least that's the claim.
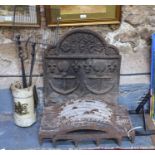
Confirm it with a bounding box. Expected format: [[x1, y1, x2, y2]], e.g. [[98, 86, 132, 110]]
[[39, 29, 135, 147]]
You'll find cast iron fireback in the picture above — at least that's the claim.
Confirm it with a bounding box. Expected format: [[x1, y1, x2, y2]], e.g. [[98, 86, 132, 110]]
[[39, 29, 135, 147]]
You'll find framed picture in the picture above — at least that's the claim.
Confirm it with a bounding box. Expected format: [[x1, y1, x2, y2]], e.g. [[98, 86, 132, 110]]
[[0, 5, 40, 27], [45, 5, 121, 27]]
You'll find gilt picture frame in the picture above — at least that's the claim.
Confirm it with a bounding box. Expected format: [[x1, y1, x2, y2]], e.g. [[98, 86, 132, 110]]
[[0, 5, 40, 27], [45, 5, 121, 27]]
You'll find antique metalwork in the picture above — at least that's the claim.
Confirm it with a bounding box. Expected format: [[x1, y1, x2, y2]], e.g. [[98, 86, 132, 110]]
[[40, 97, 135, 146], [15, 34, 27, 88], [29, 42, 36, 86], [39, 29, 135, 146]]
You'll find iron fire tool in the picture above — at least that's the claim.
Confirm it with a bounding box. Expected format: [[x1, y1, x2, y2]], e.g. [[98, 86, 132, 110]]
[[29, 42, 36, 86], [28, 40, 38, 108], [28, 41, 38, 108], [15, 34, 27, 88]]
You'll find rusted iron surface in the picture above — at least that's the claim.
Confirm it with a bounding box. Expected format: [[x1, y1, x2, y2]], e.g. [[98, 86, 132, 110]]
[[39, 97, 135, 146], [39, 29, 134, 146], [43, 29, 121, 106]]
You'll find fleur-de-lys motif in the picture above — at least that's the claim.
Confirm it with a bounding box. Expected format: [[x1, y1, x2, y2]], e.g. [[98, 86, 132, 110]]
[[107, 63, 118, 72], [71, 61, 81, 73]]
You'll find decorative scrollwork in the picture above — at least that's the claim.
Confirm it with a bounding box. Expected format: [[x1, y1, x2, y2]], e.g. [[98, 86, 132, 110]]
[[44, 29, 121, 99], [40, 29, 134, 147], [60, 42, 71, 53], [57, 29, 110, 55]]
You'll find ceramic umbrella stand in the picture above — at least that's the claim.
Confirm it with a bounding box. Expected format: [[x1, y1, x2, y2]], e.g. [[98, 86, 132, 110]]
[[11, 81, 36, 127], [11, 33, 37, 127]]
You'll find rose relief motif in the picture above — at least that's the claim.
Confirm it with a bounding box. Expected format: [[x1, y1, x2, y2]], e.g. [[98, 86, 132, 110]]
[[59, 33, 105, 54]]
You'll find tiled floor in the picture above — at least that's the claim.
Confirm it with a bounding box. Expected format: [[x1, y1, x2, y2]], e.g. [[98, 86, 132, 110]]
[[0, 84, 155, 149], [0, 114, 155, 150]]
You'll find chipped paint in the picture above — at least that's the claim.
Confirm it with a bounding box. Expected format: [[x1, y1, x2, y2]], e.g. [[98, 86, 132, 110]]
[[60, 99, 112, 123]]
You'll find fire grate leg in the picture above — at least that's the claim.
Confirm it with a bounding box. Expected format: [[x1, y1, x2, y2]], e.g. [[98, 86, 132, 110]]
[[130, 136, 135, 143], [39, 137, 43, 145], [115, 138, 122, 146], [52, 139, 57, 148], [39, 99, 135, 147], [95, 139, 101, 146], [73, 141, 79, 148]]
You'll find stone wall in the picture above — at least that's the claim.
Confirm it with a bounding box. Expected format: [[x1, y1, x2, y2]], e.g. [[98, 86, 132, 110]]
[[0, 5, 154, 89]]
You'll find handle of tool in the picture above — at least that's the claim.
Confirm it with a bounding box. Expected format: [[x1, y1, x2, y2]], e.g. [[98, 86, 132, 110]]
[[16, 34, 27, 88], [20, 54, 27, 88]]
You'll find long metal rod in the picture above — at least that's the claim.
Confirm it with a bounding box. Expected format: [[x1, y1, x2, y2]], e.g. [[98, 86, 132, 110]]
[[135, 130, 155, 136], [136, 92, 150, 113], [20, 54, 27, 88], [129, 109, 150, 114], [16, 35, 27, 88], [0, 73, 150, 77], [13, 6, 27, 88], [0, 74, 42, 77], [13, 39, 56, 47], [142, 106, 147, 131], [29, 42, 36, 86]]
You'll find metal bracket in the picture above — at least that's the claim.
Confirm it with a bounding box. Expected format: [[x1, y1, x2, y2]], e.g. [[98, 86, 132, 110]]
[[128, 90, 155, 137]]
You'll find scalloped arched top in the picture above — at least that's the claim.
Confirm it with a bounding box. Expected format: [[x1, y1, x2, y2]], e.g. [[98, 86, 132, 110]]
[[46, 29, 120, 57]]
